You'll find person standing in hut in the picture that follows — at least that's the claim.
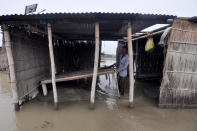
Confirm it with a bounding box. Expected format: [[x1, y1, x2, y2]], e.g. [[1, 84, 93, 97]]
[[117, 46, 129, 96]]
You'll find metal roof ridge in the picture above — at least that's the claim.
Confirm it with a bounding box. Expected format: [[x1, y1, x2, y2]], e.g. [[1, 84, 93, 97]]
[[0, 12, 175, 17]]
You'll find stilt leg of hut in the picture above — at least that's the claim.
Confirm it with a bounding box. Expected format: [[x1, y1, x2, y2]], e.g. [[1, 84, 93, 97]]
[[90, 22, 100, 109], [135, 40, 138, 76], [127, 21, 135, 109], [113, 72, 120, 98], [3, 25, 19, 111], [112, 73, 115, 89], [98, 40, 102, 68], [42, 84, 48, 96], [47, 23, 58, 110]]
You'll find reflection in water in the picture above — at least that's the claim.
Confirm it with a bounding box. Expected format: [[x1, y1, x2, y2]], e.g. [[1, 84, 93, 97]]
[[104, 97, 117, 110], [0, 72, 16, 131], [0, 57, 197, 131], [99, 56, 119, 96]]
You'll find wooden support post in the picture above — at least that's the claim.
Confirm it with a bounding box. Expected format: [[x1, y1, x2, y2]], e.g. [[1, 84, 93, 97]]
[[2, 30, 5, 47], [47, 23, 58, 110], [135, 40, 138, 76], [42, 84, 48, 96], [113, 72, 120, 98], [127, 21, 135, 109], [98, 40, 102, 68], [3, 25, 19, 111], [90, 22, 100, 109]]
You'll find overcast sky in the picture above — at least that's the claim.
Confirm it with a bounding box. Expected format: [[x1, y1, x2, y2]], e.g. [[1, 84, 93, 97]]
[[0, 0, 196, 54]]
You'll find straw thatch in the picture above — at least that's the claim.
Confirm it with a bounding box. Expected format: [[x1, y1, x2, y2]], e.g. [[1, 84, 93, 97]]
[[159, 19, 197, 108]]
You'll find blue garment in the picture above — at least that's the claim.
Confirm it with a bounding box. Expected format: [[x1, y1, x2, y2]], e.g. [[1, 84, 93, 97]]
[[118, 54, 129, 77]]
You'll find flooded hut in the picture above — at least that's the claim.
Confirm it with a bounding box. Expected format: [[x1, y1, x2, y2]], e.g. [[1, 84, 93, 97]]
[[0, 12, 175, 111], [117, 17, 197, 109]]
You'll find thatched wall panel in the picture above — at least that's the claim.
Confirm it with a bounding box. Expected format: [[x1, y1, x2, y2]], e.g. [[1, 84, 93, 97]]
[[159, 19, 197, 108]]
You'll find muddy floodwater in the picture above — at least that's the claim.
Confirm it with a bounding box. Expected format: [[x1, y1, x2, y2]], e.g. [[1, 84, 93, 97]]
[[0, 57, 197, 131]]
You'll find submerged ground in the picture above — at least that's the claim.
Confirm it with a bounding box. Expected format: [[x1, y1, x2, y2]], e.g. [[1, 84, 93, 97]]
[[0, 57, 197, 131]]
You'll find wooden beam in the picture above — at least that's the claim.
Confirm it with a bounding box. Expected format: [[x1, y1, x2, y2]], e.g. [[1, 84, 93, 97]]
[[132, 29, 165, 41], [26, 24, 63, 40], [47, 23, 58, 110], [127, 21, 135, 109], [90, 22, 100, 109], [3, 25, 19, 111], [121, 29, 165, 43]]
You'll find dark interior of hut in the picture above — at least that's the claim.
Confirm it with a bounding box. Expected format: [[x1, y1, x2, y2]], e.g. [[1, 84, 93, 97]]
[[134, 33, 165, 103], [115, 33, 166, 105], [54, 40, 95, 74]]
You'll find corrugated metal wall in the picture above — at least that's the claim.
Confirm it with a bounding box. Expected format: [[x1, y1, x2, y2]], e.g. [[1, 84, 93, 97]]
[[159, 19, 197, 108]]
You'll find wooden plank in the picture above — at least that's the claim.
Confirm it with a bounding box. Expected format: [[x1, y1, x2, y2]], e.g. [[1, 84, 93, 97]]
[[41, 68, 114, 84]]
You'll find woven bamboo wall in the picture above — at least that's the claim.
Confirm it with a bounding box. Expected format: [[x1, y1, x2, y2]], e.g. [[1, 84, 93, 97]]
[[11, 32, 50, 101], [0, 47, 8, 71], [159, 19, 197, 108]]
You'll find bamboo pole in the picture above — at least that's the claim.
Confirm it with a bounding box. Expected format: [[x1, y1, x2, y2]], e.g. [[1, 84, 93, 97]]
[[135, 40, 138, 75], [127, 21, 135, 109], [47, 23, 58, 110], [3, 25, 19, 111], [90, 22, 100, 109], [2, 30, 5, 47], [113, 72, 120, 98], [42, 84, 48, 96], [26, 24, 62, 39], [132, 29, 165, 41], [121, 29, 165, 43], [98, 40, 102, 68]]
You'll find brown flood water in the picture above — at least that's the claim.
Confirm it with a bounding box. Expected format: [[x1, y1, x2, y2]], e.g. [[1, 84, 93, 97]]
[[0, 71, 197, 131]]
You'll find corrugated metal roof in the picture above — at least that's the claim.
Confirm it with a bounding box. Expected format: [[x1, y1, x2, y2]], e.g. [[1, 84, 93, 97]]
[[0, 12, 175, 40], [0, 12, 175, 22], [0, 12, 174, 16], [185, 17, 197, 23]]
